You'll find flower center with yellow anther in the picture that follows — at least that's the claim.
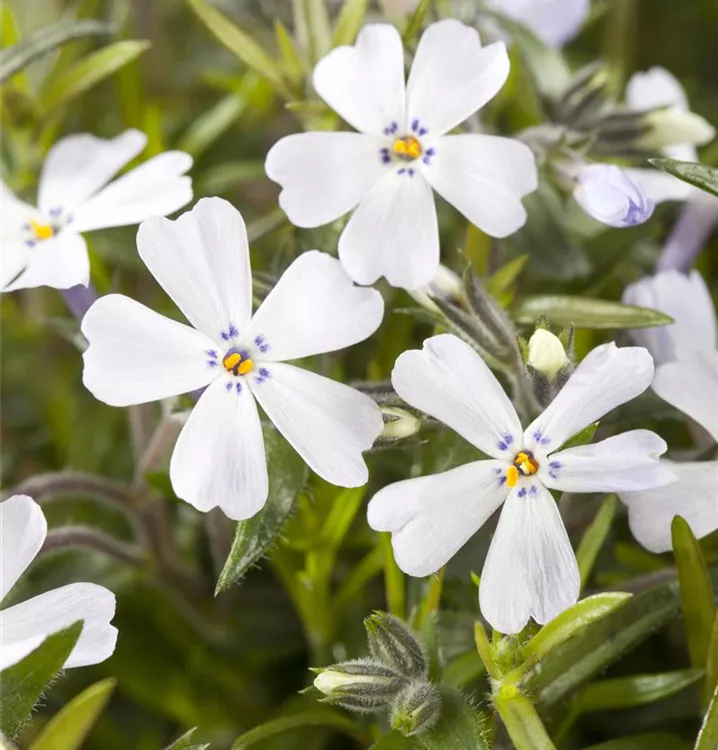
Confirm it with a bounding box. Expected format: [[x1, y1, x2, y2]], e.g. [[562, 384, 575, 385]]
[[506, 451, 540, 488], [393, 136, 423, 162], [29, 218, 55, 241], [222, 350, 254, 376]]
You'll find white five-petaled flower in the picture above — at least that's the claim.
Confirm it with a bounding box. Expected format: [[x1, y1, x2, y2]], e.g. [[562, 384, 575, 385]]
[[265, 20, 538, 290], [624, 67, 716, 205], [486, 0, 590, 48], [574, 164, 654, 228], [0, 495, 117, 671], [82, 198, 385, 520], [368, 334, 673, 634], [1, 129, 192, 292], [620, 270, 718, 552]]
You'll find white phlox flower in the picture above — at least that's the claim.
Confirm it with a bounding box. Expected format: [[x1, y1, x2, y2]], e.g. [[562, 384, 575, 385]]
[[82, 198, 385, 520], [0, 495, 117, 671], [265, 20, 538, 290], [624, 67, 716, 205], [486, 0, 590, 48], [623, 270, 716, 366], [1, 129, 193, 293], [367, 334, 673, 633], [620, 270, 718, 552], [573, 164, 654, 228]]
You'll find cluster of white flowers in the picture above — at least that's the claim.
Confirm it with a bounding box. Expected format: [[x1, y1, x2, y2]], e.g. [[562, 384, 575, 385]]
[[1, 13, 716, 671]]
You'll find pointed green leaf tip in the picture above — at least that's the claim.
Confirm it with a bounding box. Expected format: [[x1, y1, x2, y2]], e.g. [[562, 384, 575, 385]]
[[649, 158, 718, 199], [0, 621, 83, 740]]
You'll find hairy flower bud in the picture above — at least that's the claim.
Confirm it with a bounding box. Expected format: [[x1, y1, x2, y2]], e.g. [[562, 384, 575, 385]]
[[574, 164, 654, 228], [391, 681, 442, 736], [527, 329, 569, 380], [639, 108, 715, 151], [408, 264, 464, 312], [380, 407, 421, 441], [312, 659, 406, 711], [365, 612, 427, 679]]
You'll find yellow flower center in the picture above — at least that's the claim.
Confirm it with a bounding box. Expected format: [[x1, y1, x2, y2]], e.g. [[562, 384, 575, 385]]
[[29, 218, 55, 241], [222, 351, 254, 376], [393, 136, 423, 161], [506, 451, 539, 488]]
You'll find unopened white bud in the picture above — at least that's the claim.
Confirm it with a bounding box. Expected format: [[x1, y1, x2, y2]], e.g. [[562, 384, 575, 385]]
[[380, 407, 421, 440], [527, 329, 568, 379], [408, 264, 463, 312], [574, 164, 653, 228], [314, 670, 378, 695], [639, 109, 715, 151]]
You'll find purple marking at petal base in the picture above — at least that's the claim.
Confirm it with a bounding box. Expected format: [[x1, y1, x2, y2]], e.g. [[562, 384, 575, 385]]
[[207, 360, 218, 368], [499, 476, 507, 486], [235, 382, 242, 394], [225, 382, 232, 392], [206, 349, 218, 358], [493, 467, 502, 474], [418, 127, 428, 136], [518, 488, 527, 498], [497, 441, 508, 451], [408, 168, 415, 177], [228, 324, 239, 338], [411, 118, 419, 132], [49, 206, 62, 216], [549, 461, 562, 469], [529, 486, 538, 496]]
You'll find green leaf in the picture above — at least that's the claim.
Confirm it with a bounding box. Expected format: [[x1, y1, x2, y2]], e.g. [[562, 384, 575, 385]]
[[486, 254, 529, 300], [521, 582, 680, 706], [707, 612, 718, 697], [379, 532, 406, 620], [442, 650, 485, 689], [672, 517, 717, 674], [558, 422, 599, 452], [576, 495, 618, 589], [521, 593, 631, 669], [40, 40, 150, 112], [29, 677, 116, 750], [649, 158, 718, 199], [305, 0, 332, 63], [696, 681, 718, 750], [575, 669, 703, 713], [230, 710, 367, 749], [402, 0, 431, 43], [274, 20, 305, 83], [512, 295, 674, 329], [414, 686, 490, 750], [493, 686, 556, 750], [0, 621, 83, 740], [584, 735, 690, 750], [0, 19, 115, 84], [187, 0, 290, 97], [215, 429, 308, 594], [163, 727, 210, 750], [369, 734, 412, 750], [332, 0, 369, 46]]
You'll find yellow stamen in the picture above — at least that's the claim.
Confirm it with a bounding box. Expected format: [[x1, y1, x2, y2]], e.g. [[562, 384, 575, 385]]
[[393, 136, 423, 161], [238, 359, 254, 375], [506, 466, 519, 488], [514, 451, 539, 476], [222, 351, 255, 376], [29, 218, 54, 240]]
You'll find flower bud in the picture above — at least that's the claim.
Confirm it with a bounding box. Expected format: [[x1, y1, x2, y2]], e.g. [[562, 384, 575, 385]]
[[639, 108, 715, 151], [391, 681, 442, 736], [379, 407, 421, 441], [312, 659, 406, 711], [574, 164, 654, 228], [527, 329, 569, 380], [365, 612, 427, 679], [408, 264, 464, 312]]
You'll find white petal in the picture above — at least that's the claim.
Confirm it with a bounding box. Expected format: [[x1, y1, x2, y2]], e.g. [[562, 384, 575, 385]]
[[312, 24, 406, 136], [524, 343, 654, 453], [391, 334, 522, 458], [265, 132, 388, 228], [38, 130, 147, 215], [3, 232, 89, 292], [574, 164, 654, 228], [541, 430, 674, 493], [69, 151, 192, 233], [626, 168, 695, 205], [626, 67, 689, 112], [0, 583, 116, 669], [338, 169, 439, 289], [0, 635, 46, 671], [406, 21, 509, 137], [136, 197, 253, 341], [367, 460, 508, 576], [487, 0, 590, 47], [479, 482, 580, 634], [1, 180, 36, 240], [1, 241, 31, 291], [250, 362, 382, 487], [0, 495, 46, 602], [170, 377, 268, 520], [82, 294, 218, 406], [621, 460, 718, 553], [652, 349, 718, 442], [423, 134, 537, 237], [622, 270, 716, 365], [246, 251, 384, 361]]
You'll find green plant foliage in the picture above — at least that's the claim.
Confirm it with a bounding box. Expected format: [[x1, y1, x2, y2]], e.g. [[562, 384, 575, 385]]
[[649, 158, 718, 198]]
